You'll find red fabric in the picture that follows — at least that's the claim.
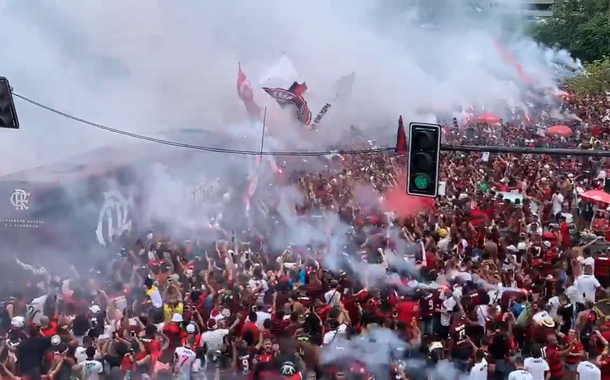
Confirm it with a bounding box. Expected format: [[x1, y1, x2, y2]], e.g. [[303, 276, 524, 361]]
[[395, 301, 419, 325]]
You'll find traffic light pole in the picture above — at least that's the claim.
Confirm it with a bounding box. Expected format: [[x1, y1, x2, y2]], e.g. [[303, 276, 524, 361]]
[[440, 144, 610, 158]]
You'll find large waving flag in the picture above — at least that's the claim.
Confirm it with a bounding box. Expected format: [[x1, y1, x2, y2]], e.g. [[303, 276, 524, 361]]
[[260, 54, 355, 130], [237, 63, 263, 120]]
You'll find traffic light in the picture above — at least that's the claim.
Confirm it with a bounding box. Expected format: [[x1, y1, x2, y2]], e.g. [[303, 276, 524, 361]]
[[0, 77, 19, 129], [407, 122, 441, 198]]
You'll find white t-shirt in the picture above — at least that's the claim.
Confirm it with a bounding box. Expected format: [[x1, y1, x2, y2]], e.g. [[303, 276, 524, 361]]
[[508, 369, 534, 380], [247, 278, 269, 303], [440, 297, 457, 327], [200, 329, 229, 351], [469, 359, 488, 380], [552, 193, 564, 214], [75, 348, 102, 363], [174, 346, 197, 380], [27, 294, 48, 325], [523, 357, 549, 380], [584, 257, 595, 271], [145, 287, 163, 308], [576, 361, 601, 380], [324, 289, 340, 304], [81, 359, 103, 380], [255, 311, 271, 329], [575, 274, 600, 303], [476, 305, 493, 332], [110, 294, 128, 311], [322, 324, 348, 345], [547, 297, 561, 318]]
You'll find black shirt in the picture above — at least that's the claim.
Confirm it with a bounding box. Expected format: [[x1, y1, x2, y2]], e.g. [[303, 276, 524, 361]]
[[17, 337, 52, 374], [103, 353, 123, 369], [488, 333, 509, 360]]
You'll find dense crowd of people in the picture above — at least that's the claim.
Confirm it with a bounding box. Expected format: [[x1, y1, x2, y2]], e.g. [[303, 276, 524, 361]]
[[4, 90, 610, 380]]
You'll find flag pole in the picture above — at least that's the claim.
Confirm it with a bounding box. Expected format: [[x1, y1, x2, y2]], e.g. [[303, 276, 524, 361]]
[[259, 107, 268, 158]]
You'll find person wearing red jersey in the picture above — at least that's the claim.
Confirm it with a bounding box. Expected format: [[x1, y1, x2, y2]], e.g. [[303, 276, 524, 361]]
[[564, 329, 585, 376], [253, 337, 279, 379], [544, 334, 572, 380], [419, 291, 436, 336], [595, 250, 610, 289], [242, 311, 260, 342], [447, 310, 472, 372], [183, 323, 201, 348], [600, 349, 610, 380], [395, 296, 419, 328], [559, 216, 571, 249], [160, 313, 187, 365], [233, 338, 258, 377]]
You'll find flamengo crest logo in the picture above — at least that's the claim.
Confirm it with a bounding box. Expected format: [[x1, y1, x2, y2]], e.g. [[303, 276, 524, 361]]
[[96, 190, 133, 246], [262, 81, 312, 126], [10, 189, 31, 211]]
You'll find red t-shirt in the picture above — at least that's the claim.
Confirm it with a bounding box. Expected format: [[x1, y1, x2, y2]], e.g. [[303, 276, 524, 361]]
[[241, 322, 259, 341], [395, 301, 419, 326], [40, 317, 58, 337], [560, 222, 570, 247]]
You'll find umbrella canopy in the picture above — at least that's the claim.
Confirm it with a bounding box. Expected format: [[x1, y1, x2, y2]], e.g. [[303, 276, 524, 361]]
[[476, 113, 500, 124], [579, 190, 610, 205], [546, 125, 573, 137]]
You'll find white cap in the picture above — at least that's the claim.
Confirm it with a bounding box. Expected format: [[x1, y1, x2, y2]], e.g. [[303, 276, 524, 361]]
[[90, 305, 101, 314], [11, 316, 24, 328], [172, 313, 183, 323], [186, 324, 196, 334], [51, 335, 61, 346]]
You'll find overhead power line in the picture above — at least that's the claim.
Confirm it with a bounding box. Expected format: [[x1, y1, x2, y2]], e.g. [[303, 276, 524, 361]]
[[12, 92, 381, 157], [11, 92, 610, 158]]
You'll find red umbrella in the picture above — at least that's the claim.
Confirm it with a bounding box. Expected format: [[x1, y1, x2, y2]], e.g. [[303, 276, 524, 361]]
[[579, 190, 610, 205], [546, 125, 573, 137], [476, 113, 500, 124]]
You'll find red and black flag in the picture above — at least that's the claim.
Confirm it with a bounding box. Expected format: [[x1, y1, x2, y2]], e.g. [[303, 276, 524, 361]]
[[237, 63, 262, 120], [396, 115, 407, 156]]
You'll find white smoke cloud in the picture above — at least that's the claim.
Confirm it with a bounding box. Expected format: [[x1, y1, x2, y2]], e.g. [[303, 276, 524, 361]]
[[0, 0, 581, 174], [0, 0, 584, 267]]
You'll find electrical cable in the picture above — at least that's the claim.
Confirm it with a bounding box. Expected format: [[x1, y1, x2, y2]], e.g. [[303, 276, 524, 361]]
[[15, 92, 610, 158], [12, 92, 393, 157]]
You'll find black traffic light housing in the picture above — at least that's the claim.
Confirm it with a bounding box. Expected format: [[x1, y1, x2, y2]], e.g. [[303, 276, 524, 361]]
[[407, 122, 441, 198], [0, 77, 19, 129]]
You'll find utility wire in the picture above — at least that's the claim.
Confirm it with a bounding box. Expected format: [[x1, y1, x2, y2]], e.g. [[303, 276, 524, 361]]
[[12, 92, 390, 157], [13, 92, 610, 158]]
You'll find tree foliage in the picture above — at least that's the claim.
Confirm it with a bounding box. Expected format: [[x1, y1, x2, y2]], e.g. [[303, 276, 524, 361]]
[[530, 0, 610, 63], [565, 56, 610, 96]]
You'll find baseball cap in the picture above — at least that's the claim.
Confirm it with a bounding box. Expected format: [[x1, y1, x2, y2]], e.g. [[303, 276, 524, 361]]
[[171, 313, 183, 323], [89, 305, 101, 314], [51, 335, 61, 346], [186, 324, 196, 334]]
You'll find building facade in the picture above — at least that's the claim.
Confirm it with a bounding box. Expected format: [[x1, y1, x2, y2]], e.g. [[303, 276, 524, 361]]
[[522, 0, 553, 18]]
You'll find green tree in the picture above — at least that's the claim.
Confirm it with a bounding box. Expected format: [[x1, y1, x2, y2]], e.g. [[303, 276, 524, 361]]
[[565, 56, 610, 95], [530, 0, 610, 63]]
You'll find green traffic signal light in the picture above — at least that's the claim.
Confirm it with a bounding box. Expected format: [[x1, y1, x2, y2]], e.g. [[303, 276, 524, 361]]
[[413, 173, 429, 189], [406, 122, 441, 198]]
